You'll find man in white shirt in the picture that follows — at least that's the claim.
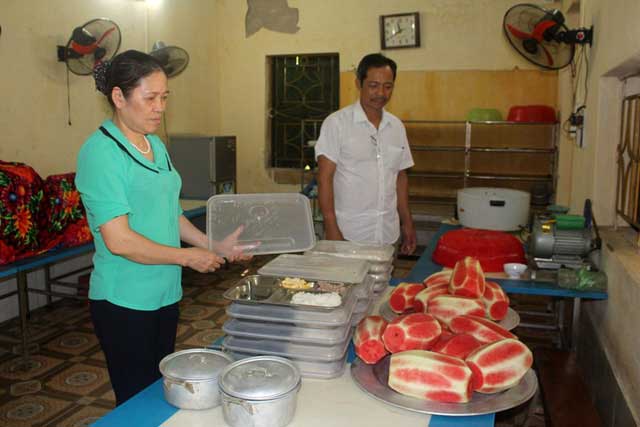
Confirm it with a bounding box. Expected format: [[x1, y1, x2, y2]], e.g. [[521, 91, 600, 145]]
[[315, 54, 416, 254]]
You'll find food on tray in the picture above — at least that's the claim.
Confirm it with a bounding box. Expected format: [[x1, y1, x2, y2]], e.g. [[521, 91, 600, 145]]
[[350, 259, 534, 404], [316, 281, 344, 292], [449, 256, 486, 298], [431, 333, 483, 360], [354, 316, 389, 364], [382, 313, 442, 354], [280, 277, 313, 290], [481, 281, 510, 321], [449, 315, 516, 344], [388, 350, 473, 403], [427, 295, 485, 326], [412, 283, 449, 313], [422, 270, 452, 288], [290, 291, 341, 307], [389, 282, 424, 314], [465, 338, 532, 394]]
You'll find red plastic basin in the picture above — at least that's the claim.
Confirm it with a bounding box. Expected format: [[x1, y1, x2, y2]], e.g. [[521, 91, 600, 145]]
[[507, 105, 556, 123]]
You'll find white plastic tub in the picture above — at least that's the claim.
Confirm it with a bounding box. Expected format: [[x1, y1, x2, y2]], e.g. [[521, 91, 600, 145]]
[[457, 187, 530, 231]]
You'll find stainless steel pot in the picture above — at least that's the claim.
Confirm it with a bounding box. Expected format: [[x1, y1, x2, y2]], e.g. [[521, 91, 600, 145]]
[[219, 356, 301, 427], [159, 348, 233, 410]]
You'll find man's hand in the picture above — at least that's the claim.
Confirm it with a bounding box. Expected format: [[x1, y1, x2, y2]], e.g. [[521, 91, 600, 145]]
[[400, 221, 417, 255]]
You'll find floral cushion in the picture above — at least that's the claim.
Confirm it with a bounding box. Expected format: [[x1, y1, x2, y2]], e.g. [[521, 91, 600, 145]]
[[43, 173, 92, 250], [0, 161, 47, 263], [0, 163, 92, 265]]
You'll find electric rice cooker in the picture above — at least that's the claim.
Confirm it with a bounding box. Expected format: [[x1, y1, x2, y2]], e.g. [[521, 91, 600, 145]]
[[457, 187, 530, 231]]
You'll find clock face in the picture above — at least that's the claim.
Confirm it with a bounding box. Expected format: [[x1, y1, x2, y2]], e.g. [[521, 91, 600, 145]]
[[381, 13, 420, 49]]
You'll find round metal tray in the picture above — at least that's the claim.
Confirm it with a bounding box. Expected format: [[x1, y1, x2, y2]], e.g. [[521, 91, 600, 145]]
[[379, 300, 520, 331], [351, 356, 537, 416]]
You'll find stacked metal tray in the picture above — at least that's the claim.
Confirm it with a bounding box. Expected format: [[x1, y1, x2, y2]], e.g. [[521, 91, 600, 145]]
[[222, 254, 375, 379], [306, 240, 395, 297]]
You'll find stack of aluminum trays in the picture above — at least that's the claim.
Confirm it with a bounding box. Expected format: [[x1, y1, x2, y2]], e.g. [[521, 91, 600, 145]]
[[306, 240, 395, 298], [221, 254, 372, 379]]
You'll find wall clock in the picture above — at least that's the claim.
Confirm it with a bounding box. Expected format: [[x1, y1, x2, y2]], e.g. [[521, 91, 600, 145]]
[[380, 12, 420, 50]]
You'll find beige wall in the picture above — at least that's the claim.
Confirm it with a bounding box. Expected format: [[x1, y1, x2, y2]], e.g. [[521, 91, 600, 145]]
[[213, 0, 554, 193], [0, 0, 218, 178], [1, 0, 566, 193], [565, 0, 640, 223], [559, 0, 640, 421]]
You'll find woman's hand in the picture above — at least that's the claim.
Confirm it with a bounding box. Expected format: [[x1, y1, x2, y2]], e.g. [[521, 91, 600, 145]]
[[213, 225, 255, 262], [182, 247, 225, 273]]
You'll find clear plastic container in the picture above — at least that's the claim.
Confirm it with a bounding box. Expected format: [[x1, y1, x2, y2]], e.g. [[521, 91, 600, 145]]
[[222, 318, 352, 346], [369, 268, 392, 283], [225, 289, 356, 328], [207, 193, 315, 255], [226, 350, 348, 379], [372, 281, 389, 293], [368, 261, 394, 274], [306, 241, 394, 270], [353, 275, 374, 300], [351, 297, 374, 326], [222, 334, 351, 362], [258, 253, 370, 284]]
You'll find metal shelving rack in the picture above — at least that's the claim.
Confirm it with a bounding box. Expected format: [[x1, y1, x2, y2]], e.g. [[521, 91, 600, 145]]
[[404, 120, 559, 209]]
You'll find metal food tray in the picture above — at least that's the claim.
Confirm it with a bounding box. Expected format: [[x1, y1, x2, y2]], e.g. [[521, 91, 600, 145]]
[[222, 334, 352, 362], [223, 275, 354, 311], [225, 288, 357, 328], [351, 356, 537, 416], [222, 318, 352, 346]]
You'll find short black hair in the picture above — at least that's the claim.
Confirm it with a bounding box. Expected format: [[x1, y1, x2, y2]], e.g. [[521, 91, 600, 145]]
[[95, 50, 165, 107], [356, 53, 397, 85]]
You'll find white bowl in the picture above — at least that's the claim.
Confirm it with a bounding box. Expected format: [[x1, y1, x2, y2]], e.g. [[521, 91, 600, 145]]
[[503, 263, 527, 279]]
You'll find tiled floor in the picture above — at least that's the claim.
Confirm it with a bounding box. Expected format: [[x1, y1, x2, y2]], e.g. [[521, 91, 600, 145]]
[[0, 256, 549, 427]]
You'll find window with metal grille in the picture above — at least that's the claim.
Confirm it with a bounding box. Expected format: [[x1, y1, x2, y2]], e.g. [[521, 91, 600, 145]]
[[269, 54, 339, 169], [616, 94, 640, 228]]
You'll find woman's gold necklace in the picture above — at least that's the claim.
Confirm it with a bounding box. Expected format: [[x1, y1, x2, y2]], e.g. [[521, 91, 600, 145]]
[[132, 136, 151, 155]]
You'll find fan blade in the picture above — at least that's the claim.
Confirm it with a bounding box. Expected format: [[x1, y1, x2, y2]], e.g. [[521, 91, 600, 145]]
[[95, 27, 117, 46], [506, 24, 532, 40], [540, 43, 554, 67], [70, 40, 97, 56], [69, 27, 116, 56], [532, 20, 557, 42]]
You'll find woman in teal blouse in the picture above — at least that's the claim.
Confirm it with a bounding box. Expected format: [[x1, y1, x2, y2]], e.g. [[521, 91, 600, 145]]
[[76, 50, 248, 406]]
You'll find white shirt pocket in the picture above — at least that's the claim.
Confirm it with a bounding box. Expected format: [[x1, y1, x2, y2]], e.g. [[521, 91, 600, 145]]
[[384, 144, 406, 171]]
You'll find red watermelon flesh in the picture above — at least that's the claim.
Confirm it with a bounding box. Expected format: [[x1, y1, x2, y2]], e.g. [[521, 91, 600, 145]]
[[427, 295, 485, 326], [482, 281, 510, 321], [431, 333, 484, 359], [382, 313, 442, 353], [449, 256, 486, 298], [450, 315, 516, 344], [465, 338, 533, 393], [413, 283, 449, 313], [353, 316, 388, 364], [389, 282, 424, 314], [388, 350, 473, 403], [423, 270, 452, 287]]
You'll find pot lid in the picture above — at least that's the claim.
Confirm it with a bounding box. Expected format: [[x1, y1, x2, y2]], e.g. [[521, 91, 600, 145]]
[[159, 348, 233, 381], [219, 356, 300, 401]]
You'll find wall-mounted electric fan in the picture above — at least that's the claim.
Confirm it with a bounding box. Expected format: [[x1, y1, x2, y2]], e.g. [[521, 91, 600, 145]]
[[58, 18, 121, 75], [503, 4, 592, 70], [149, 41, 189, 78]]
